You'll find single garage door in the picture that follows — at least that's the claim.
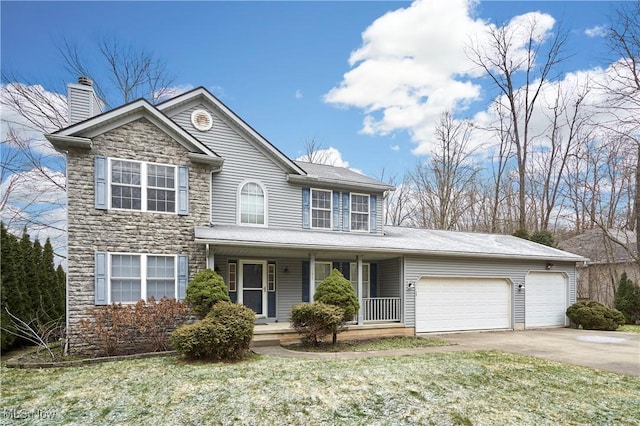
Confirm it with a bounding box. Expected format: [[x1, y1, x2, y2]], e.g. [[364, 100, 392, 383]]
[[415, 277, 511, 333], [525, 272, 567, 328]]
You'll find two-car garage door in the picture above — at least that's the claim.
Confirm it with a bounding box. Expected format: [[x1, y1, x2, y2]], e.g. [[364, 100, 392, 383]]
[[415, 277, 511, 333]]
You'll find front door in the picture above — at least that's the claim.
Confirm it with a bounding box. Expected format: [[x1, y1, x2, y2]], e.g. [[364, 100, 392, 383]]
[[240, 261, 266, 316]]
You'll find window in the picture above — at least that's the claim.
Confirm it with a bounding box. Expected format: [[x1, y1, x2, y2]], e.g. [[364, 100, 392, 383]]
[[311, 189, 332, 229], [314, 262, 332, 287], [110, 159, 176, 213], [239, 182, 266, 225], [350, 263, 370, 298], [228, 263, 237, 292], [110, 254, 177, 303], [350, 194, 370, 232]]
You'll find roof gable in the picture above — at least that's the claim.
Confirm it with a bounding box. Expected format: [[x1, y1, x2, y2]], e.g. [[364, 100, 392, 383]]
[[157, 87, 306, 175]]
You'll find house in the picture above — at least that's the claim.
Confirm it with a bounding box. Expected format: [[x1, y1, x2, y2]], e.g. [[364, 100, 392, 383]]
[[47, 78, 586, 351], [559, 229, 639, 307]]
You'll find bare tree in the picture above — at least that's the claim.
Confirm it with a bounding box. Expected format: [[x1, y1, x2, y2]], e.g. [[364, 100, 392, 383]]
[[299, 138, 333, 164], [467, 14, 568, 232]]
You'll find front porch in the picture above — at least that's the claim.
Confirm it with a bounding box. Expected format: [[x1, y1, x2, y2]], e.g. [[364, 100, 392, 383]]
[[251, 321, 414, 347]]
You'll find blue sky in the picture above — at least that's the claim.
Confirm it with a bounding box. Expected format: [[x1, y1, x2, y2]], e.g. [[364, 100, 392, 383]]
[[1, 0, 622, 180]]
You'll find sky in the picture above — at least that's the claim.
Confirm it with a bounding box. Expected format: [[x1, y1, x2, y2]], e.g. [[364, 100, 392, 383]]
[[1, 0, 623, 179]]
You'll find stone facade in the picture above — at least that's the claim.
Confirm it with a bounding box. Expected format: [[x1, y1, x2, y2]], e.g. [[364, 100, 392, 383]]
[[66, 118, 210, 352]]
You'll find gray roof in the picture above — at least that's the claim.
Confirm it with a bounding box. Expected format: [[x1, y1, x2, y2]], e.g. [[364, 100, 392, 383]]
[[559, 229, 637, 264], [292, 161, 394, 192], [195, 225, 586, 262]]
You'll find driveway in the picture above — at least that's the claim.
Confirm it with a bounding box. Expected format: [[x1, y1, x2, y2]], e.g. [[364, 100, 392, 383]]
[[432, 328, 640, 376]]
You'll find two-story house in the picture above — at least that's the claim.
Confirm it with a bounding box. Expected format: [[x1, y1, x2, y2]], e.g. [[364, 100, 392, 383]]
[[47, 78, 585, 352]]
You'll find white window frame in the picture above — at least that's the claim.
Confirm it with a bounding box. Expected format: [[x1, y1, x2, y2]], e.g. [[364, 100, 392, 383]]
[[314, 261, 332, 288], [310, 188, 332, 229], [108, 157, 177, 214], [107, 253, 178, 304], [237, 179, 268, 227], [350, 262, 371, 298], [350, 193, 370, 232]]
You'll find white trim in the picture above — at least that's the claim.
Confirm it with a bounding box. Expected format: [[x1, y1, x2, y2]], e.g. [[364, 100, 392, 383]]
[[106, 252, 178, 304], [238, 260, 268, 317], [350, 193, 370, 232], [310, 188, 332, 230], [190, 109, 213, 131], [236, 179, 268, 227], [350, 262, 371, 298], [107, 157, 178, 214]]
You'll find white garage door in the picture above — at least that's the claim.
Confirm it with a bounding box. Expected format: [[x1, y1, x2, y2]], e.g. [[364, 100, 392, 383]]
[[415, 277, 511, 333], [525, 272, 567, 328]]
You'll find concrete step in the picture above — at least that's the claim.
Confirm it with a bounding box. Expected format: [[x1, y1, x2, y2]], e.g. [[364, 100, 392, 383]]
[[250, 336, 281, 347]]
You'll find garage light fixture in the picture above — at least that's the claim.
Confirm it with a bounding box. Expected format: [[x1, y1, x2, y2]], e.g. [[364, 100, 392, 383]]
[[546, 262, 554, 270], [407, 282, 415, 289], [518, 284, 525, 291]]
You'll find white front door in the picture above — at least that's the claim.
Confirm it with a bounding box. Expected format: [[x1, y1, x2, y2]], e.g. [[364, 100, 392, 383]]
[[239, 261, 267, 316]]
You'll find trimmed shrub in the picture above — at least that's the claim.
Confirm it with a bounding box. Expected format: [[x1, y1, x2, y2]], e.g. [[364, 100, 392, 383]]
[[566, 300, 625, 331], [171, 301, 255, 361], [614, 273, 640, 324], [185, 269, 230, 318], [290, 302, 344, 346], [314, 269, 359, 321]]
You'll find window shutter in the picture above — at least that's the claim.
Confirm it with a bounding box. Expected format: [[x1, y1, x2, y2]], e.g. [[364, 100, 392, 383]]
[[342, 192, 350, 232], [95, 252, 108, 305], [94, 156, 107, 210], [177, 166, 189, 215], [332, 191, 340, 231], [370, 263, 377, 298], [177, 254, 188, 300], [302, 188, 310, 229], [302, 261, 310, 302], [370, 195, 377, 233]]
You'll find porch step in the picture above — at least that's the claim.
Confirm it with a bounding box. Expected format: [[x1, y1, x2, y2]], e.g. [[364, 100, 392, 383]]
[[250, 336, 281, 347]]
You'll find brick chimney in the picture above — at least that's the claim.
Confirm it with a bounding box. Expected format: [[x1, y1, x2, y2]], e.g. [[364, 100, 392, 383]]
[[67, 76, 104, 125]]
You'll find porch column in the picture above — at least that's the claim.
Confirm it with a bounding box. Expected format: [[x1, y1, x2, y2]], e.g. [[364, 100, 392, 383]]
[[206, 244, 211, 270], [309, 254, 316, 301], [357, 255, 364, 325]]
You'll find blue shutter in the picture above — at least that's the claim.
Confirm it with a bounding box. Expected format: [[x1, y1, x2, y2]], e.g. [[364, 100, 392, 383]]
[[370, 195, 377, 233], [370, 263, 378, 298], [177, 165, 189, 215], [177, 254, 188, 300], [95, 252, 108, 305], [342, 192, 350, 232], [332, 191, 340, 231], [302, 261, 310, 302], [94, 156, 107, 210], [342, 262, 351, 280], [302, 188, 310, 229]]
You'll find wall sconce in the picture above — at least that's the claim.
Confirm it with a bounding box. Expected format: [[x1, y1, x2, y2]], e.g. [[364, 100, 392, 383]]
[[518, 283, 525, 291], [546, 263, 554, 270], [407, 282, 415, 289], [283, 267, 289, 273]]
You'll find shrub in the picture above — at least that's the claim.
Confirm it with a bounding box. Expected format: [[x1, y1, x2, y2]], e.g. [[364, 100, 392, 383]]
[[614, 273, 640, 324], [566, 300, 625, 331], [185, 269, 231, 318], [314, 269, 359, 321], [290, 302, 344, 346], [171, 301, 255, 361], [529, 230, 557, 248]]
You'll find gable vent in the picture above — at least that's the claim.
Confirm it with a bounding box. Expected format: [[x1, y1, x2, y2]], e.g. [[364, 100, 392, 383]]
[[191, 109, 213, 131]]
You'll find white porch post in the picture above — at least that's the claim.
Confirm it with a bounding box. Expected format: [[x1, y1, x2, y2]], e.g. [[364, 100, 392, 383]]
[[206, 244, 211, 269], [309, 254, 316, 301], [357, 255, 364, 324]]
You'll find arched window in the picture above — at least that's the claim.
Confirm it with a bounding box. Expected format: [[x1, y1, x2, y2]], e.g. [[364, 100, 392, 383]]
[[239, 181, 266, 225]]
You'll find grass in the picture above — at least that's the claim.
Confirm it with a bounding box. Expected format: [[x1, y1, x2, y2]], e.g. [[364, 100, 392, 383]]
[[618, 324, 640, 333], [286, 336, 450, 352], [2, 351, 639, 425]]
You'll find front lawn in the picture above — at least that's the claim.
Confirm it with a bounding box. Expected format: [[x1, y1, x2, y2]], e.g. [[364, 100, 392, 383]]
[[618, 324, 640, 333], [2, 351, 639, 425], [286, 336, 450, 352]]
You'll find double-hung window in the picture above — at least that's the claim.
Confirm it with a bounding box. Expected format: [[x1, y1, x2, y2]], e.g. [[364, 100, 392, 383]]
[[350, 193, 370, 232], [110, 159, 176, 213], [311, 189, 332, 229], [109, 254, 177, 303]]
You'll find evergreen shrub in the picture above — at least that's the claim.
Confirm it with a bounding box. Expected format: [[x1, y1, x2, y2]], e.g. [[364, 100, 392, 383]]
[[566, 300, 625, 331]]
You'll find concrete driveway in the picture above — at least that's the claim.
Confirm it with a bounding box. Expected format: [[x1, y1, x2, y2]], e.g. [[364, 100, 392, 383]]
[[433, 328, 640, 376]]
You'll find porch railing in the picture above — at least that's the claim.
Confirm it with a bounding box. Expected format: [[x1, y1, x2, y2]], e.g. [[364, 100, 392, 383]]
[[363, 297, 401, 322]]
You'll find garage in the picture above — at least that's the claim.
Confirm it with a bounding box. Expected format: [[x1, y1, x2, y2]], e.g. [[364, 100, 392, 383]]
[[525, 272, 567, 328], [415, 277, 512, 333]]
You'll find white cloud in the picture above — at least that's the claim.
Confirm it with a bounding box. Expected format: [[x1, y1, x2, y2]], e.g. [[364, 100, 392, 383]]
[[585, 25, 607, 38], [295, 89, 303, 100], [390, 144, 400, 151]]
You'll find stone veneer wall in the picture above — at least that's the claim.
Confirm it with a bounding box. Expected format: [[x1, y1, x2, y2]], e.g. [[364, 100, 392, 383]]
[[66, 118, 210, 353]]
